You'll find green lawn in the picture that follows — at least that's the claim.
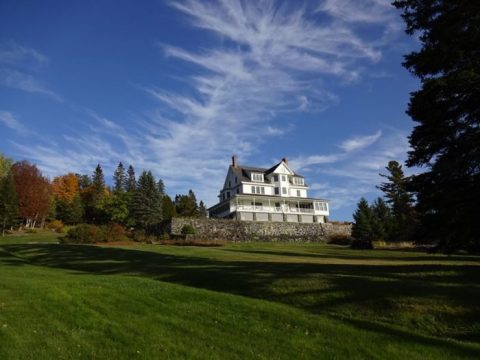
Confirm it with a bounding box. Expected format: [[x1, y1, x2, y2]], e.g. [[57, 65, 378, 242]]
[[0, 233, 479, 359]]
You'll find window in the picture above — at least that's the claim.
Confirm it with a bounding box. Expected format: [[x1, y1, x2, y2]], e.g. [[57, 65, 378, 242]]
[[236, 188, 239, 194], [252, 186, 264, 194], [293, 177, 304, 185], [227, 191, 230, 198], [273, 175, 278, 182], [235, 177, 237, 184], [274, 187, 279, 195], [251, 173, 264, 182], [281, 175, 287, 182], [282, 187, 287, 194], [297, 190, 301, 197], [229, 181, 231, 187], [315, 202, 328, 211]]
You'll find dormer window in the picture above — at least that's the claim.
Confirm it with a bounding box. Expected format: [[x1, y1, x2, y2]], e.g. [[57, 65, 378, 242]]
[[293, 177, 304, 185], [251, 173, 264, 182]]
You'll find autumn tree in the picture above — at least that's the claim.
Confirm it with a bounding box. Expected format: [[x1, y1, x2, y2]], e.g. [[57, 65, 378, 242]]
[[394, 0, 480, 252], [12, 161, 51, 228]]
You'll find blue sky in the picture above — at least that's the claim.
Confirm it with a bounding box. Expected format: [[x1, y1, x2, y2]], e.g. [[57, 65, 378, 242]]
[[0, 0, 419, 220]]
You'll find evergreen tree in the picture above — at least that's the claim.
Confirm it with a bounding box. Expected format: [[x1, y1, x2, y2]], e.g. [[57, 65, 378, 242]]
[[113, 162, 127, 193], [370, 197, 392, 241], [377, 161, 416, 241], [83, 165, 108, 224], [161, 195, 176, 221], [0, 171, 18, 235], [131, 171, 162, 229], [157, 179, 165, 196], [68, 194, 84, 224], [126, 165, 136, 192], [198, 200, 208, 218], [175, 190, 199, 217], [92, 164, 106, 197], [78, 174, 91, 190], [393, 1, 480, 251], [352, 198, 373, 243]]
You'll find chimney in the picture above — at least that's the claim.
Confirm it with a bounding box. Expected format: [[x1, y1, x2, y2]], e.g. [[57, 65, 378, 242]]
[[282, 157, 288, 165], [232, 155, 238, 168]]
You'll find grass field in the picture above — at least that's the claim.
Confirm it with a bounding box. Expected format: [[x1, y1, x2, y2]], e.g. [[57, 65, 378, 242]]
[[1, 232, 479, 359]]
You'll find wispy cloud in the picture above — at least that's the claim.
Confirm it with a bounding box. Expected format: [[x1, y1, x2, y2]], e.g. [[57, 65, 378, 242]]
[[339, 130, 382, 152], [0, 110, 29, 135], [0, 68, 62, 101], [0, 41, 48, 66], [0, 42, 60, 101], [297, 129, 411, 212]]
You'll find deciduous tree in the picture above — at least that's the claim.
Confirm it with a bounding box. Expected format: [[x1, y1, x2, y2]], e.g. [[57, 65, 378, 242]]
[[11, 161, 51, 228]]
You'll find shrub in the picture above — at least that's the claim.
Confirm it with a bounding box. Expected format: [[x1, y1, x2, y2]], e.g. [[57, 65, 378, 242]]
[[105, 223, 128, 242], [25, 228, 37, 234], [327, 234, 351, 245], [62, 224, 105, 244], [181, 224, 196, 235], [350, 239, 374, 250], [48, 219, 65, 233]]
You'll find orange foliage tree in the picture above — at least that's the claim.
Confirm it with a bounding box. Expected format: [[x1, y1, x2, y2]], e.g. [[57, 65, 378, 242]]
[[51, 173, 80, 203], [12, 161, 51, 228]]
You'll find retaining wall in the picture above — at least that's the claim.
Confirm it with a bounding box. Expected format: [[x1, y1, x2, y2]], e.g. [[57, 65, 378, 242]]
[[169, 217, 351, 242]]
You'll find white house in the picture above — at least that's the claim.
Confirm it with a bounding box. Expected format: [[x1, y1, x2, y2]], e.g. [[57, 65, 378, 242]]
[[208, 156, 330, 223]]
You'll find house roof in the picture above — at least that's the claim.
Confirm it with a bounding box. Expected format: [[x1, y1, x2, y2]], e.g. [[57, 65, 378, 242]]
[[231, 161, 305, 184]]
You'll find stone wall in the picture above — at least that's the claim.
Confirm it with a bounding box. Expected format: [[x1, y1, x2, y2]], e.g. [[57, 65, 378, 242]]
[[169, 217, 351, 242]]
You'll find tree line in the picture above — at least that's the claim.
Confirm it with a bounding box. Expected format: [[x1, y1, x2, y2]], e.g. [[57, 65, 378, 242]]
[[0, 155, 207, 235], [352, 161, 417, 248]]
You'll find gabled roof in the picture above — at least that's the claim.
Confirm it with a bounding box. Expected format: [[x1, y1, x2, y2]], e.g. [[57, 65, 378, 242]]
[[230, 161, 305, 183]]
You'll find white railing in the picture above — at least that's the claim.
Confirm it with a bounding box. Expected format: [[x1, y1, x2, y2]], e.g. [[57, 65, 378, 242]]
[[236, 204, 314, 214]]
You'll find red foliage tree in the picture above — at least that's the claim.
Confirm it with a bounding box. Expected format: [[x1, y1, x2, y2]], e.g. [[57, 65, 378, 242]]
[[11, 161, 51, 228]]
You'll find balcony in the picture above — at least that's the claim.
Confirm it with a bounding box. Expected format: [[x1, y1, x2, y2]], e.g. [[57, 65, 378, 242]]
[[236, 204, 314, 214]]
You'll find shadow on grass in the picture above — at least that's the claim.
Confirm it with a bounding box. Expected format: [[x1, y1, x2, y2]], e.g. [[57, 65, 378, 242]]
[[223, 247, 480, 263], [1, 243, 480, 350]]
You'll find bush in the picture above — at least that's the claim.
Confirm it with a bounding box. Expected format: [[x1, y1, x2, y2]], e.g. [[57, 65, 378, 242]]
[[105, 223, 128, 242], [25, 228, 37, 234], [181, 224, 196, 235], [327, 234, 351, 245], [48, 219, 65, 233], [350, 239, 374, 250], [62, 224, 105, 244], [62, 223, 132, 244]]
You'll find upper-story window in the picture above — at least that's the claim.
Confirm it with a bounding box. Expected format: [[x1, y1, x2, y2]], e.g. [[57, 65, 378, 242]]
[[315, 202, 328, 211], [251, 173, 264, 182], [296, 190, 301, 197], [282, 187, 287, 194], [252, 186, 265, 194], [274, 187, 279, 195], [273, 175, 278, 182], [293, 177, 304, 185], [281, 175, 287, 182]]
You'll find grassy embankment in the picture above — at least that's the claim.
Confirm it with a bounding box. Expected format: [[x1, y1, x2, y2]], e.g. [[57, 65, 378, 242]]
[[0, 231, 479, 359]]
